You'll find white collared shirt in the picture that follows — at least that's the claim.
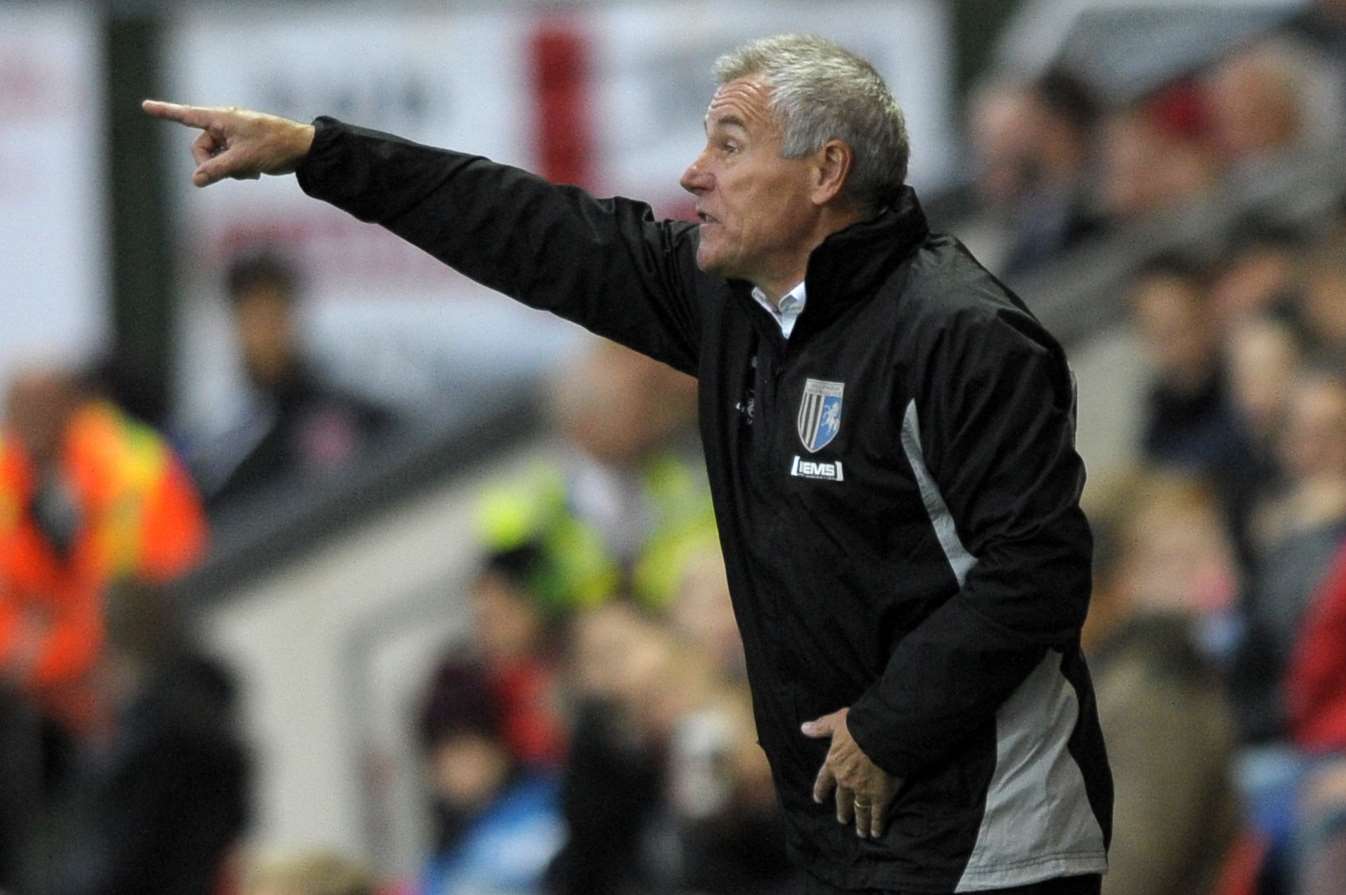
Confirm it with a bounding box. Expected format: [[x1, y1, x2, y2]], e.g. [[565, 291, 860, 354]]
[[751, 281, 807, 339]]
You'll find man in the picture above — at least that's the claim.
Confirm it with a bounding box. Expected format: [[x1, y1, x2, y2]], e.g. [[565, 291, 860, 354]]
[[415, 658, 564, 895], [1081, 478, 1240, 895], [195, 251, 395, 509], [43, 579, 250, 895], [146, 34, 1111, 894]]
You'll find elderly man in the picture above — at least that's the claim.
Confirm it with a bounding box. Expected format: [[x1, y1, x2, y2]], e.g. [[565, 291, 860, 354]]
[[147, 34, 1110, 894]]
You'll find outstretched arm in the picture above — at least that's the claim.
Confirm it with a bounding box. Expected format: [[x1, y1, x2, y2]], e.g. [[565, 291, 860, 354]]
[[144, 103, 707, 375], [142, 100, 315, 187]]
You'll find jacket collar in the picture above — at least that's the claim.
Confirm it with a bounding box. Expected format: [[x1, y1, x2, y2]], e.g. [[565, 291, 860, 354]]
[[731, 186, 929, 343]]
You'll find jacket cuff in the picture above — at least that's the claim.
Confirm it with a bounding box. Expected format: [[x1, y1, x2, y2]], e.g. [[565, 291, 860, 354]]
[[295, 116, 345, 198], [847, 692, 917, 778]]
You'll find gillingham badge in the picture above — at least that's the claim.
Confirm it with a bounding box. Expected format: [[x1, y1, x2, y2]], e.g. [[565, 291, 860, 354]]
[[797, 378, 844, 453]]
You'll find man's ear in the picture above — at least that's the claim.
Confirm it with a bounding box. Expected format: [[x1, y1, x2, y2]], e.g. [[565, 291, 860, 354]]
[[811, 139, 854, 206]]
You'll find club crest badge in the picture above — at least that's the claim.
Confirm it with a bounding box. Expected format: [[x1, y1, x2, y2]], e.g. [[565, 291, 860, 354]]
[[797, 378, 844, 453]]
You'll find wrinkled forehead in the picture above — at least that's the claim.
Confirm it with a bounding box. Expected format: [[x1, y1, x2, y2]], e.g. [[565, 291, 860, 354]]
[[704, 76, 779, 134]]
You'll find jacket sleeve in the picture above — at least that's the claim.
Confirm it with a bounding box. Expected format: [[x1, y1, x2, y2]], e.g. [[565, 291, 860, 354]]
[[847, 303, 1093, 778], [296, 117, 705, 376]]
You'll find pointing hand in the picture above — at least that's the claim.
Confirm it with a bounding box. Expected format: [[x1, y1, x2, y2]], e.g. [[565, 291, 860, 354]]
[[142, 100, 315, 188]]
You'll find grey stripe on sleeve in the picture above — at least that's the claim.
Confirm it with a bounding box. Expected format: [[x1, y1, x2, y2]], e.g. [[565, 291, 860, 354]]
[[900, 400, 977, 586]]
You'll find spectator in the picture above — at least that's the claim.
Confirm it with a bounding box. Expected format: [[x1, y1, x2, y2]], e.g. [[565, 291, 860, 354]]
[[476, 340, 711, 614], [1095, 90, 1220, 223], [195, 252, 394, 509], [966, 80, 1040, 215], [418, 345, 714, 895], [0, 367, 206, 739], [464, 544, 572, 768], [1217, 368, 1346, 893], [1236, 369, 1346, 745], [1130, 257, 1257, 490], [1084, 476, 1241, 895], [1286, 540, 1346, 752], [39, 578, 250, 895], [415, 658, 563, 895], [1225, 315, 1303, 571], [1210, 217, 1306, 329], [967, 69, 1103, 275], [243, 848, 375, 895], [666, 680, 793, 895], [1227, 316, 1301, 463], [546, 602, 708, 895], [657, 576, 792, 895], [1203, 38, 1341, 169], [546, 586, 796, 895]]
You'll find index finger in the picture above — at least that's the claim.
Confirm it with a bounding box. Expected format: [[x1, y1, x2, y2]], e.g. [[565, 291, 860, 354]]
[[141, 100, 216, 129]]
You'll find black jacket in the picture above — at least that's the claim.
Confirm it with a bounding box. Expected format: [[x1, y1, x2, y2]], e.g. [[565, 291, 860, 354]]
[[297, 118, 1112, 892]]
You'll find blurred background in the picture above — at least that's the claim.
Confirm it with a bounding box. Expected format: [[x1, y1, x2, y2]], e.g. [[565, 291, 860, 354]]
[[2, 0, 1345, 893]]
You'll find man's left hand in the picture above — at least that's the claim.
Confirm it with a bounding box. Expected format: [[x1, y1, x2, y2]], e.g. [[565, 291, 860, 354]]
[[802, 707, 899, 839]]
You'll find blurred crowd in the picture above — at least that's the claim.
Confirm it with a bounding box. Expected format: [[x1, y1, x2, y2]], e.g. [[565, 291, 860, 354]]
[[3, 3, 1346, 894], [1090, 209, 1346, 895], [405, 340, 794, 895], [1074, 187, 1346, 895], [967, 1, 1346, 278], [0, 245, 398, 891], [0, 367, 247, 892], [961, 4, 1346, 895]]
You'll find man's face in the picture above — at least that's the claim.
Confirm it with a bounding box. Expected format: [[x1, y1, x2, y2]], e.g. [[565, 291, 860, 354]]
[[1131, 275, 1217, 387], [429, 732, 510, 811], [680, 77, 820, 289], [471, 571, 543, 662], [234, 285, 297, 387]]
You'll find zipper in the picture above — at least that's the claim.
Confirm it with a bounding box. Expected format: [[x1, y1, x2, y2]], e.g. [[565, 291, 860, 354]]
[[755, 339, 790, 480]]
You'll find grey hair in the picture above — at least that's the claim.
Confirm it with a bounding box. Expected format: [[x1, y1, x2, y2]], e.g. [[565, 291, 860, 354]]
[[714, 34, 909, 212]]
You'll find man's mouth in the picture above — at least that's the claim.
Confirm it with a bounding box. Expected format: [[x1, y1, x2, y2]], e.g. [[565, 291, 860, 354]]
[[697, 211, 718, 225]]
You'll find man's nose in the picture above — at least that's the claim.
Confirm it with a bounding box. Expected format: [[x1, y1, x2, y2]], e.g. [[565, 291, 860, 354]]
[[680, 155, 710, 195]]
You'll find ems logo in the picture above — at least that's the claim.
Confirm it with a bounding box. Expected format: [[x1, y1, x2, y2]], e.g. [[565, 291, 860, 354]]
[[791, 456, 844, 481], [797, 378, 844, 453]]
